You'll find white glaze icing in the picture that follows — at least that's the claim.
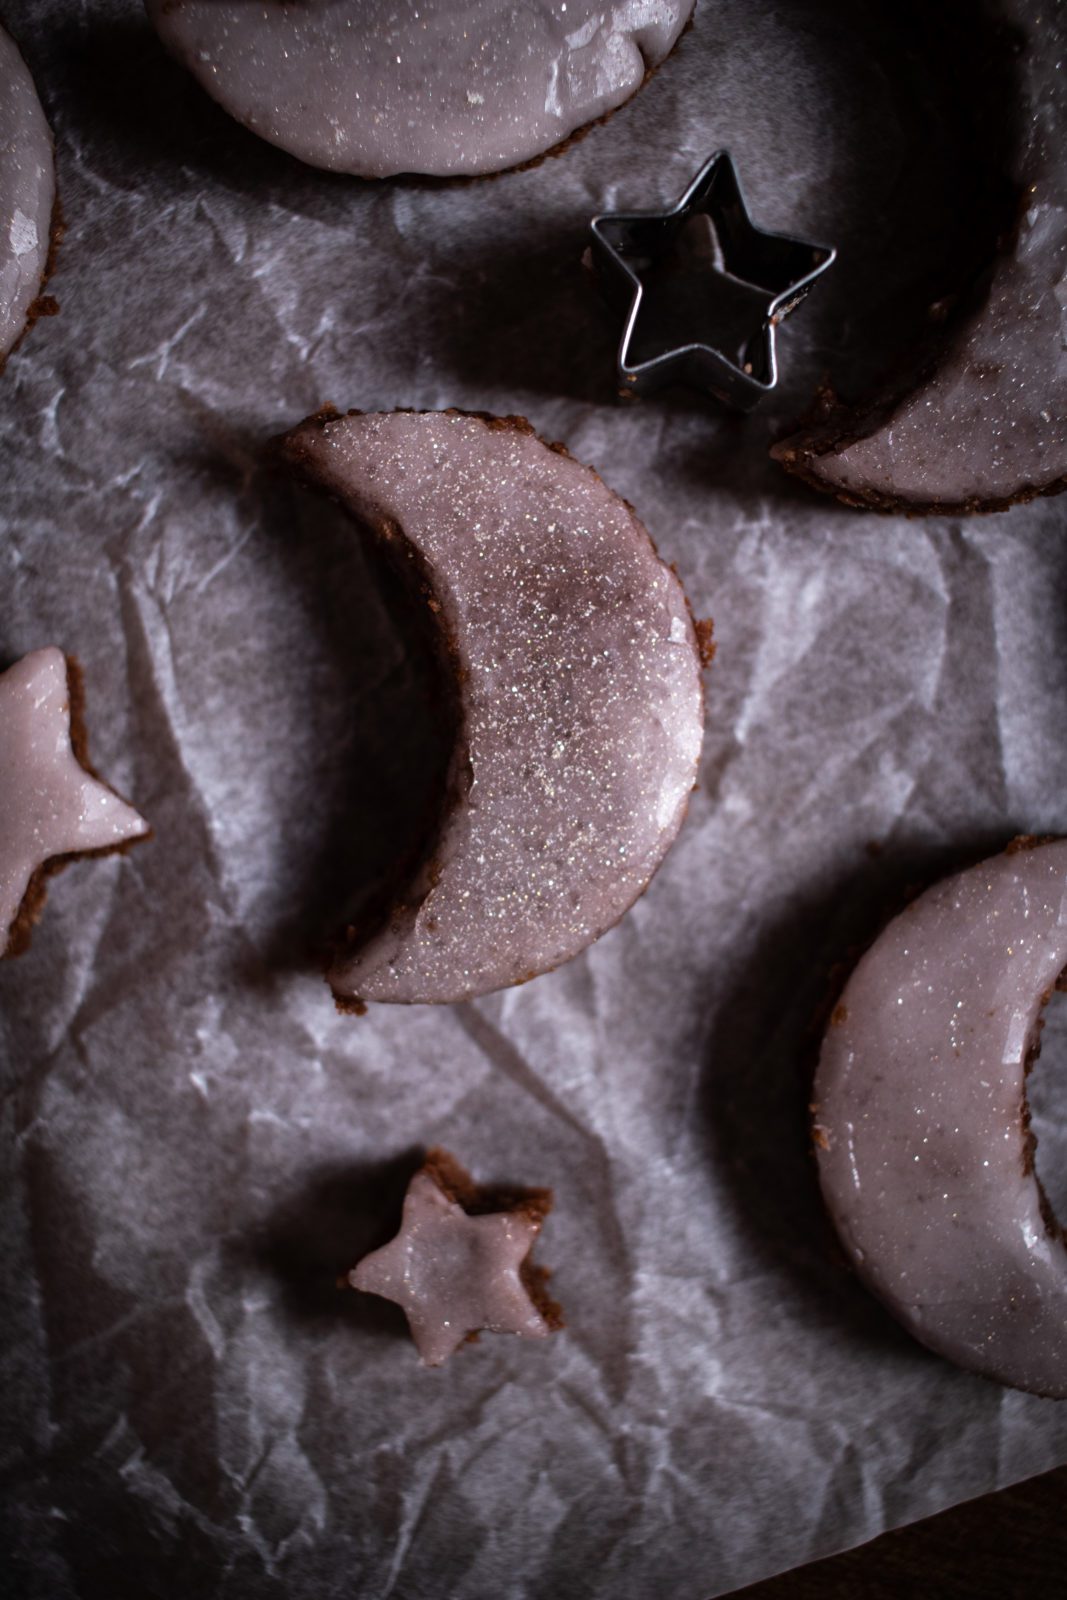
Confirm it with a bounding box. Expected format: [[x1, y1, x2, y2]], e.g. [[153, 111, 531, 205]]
[[145, 0, 694, 177], [280, 410, 705, 1006], [350, 1167, 550, 1366], [0, 25, 55, 362], [0, 649, 149, 951], [815, 840, 1067, 1396]]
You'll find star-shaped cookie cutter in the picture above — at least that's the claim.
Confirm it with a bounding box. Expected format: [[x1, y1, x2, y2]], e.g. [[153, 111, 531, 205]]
[[590, 150, 836, 412]]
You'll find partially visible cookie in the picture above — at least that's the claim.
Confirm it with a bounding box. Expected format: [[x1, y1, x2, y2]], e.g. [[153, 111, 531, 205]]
[[0, 25, 57, 368], [145, 0, 694, 178], [814, 839, 1067, 1397], [772, 0, 1067, 515], [0, 649, 150, 958]]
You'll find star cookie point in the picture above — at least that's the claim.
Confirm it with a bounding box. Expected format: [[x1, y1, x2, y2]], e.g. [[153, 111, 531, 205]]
[[0, 648, 150, 956]]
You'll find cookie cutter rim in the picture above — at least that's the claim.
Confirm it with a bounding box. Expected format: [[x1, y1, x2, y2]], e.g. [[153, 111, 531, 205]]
[[590, 149, 837, 412]]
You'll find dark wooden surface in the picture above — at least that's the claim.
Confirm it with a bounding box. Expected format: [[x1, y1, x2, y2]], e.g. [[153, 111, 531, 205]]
[[728, 1465, 1067, 1599]]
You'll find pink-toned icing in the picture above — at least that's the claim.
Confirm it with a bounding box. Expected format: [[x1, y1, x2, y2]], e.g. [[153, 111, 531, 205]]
[[350, 1168, 551, 1366], [0, 649, 149, 951], [815, 840, 1067, 1397], [0, 25, 55, 363], [280, 410, 705, 1007], [144, 0, 694, 178]]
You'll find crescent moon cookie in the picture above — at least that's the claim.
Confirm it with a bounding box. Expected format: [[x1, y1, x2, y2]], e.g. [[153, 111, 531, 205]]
[[0, 649, 150, 958], [279, 408, 708, 1008], [349, 1147, 562, 1367], [144, 0, 694, 178], [0, 25, 57, 367], [773, 0, 1067, 514], [814, 838, 1067, 1397]]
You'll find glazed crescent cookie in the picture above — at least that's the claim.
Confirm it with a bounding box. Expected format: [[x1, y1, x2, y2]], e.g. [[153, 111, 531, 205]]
[[278, 408, 708, 1008], [814, 839, 1067, 1397], [144, 0, 695, 178], [773, 0, 1067, 513]]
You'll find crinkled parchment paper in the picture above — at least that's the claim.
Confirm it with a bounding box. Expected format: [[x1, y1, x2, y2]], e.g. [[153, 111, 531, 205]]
[[3, 3, 1067, 1597]]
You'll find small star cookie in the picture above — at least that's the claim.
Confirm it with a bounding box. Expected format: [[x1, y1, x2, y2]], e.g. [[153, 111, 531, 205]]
[[350, 1148, 562, 1366]]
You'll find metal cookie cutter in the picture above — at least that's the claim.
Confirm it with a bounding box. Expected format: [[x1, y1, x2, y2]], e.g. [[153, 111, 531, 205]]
[[590, 150, 836, 412]]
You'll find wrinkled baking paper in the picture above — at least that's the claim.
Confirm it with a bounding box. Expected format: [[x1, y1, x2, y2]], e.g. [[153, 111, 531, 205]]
[[3, 3, 1067, 1597]]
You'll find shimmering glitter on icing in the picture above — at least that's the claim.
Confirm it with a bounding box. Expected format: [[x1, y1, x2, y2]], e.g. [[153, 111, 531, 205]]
[[145, 0, 694, 177], [350, 1156, 555, 1366], [815, 839, 1067, 1397], [0, 649, 150, 953], [0, 26, 55, 362], [280, 410, 706, 1006]]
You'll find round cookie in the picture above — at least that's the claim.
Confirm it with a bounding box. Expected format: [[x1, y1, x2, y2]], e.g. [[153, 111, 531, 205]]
[[144, 0, 694, 178], [814, 839, 1067, 1397], [0, 25, 56, 367], [773, 0, 1067, 514], [278, 408, 708, 1007]]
